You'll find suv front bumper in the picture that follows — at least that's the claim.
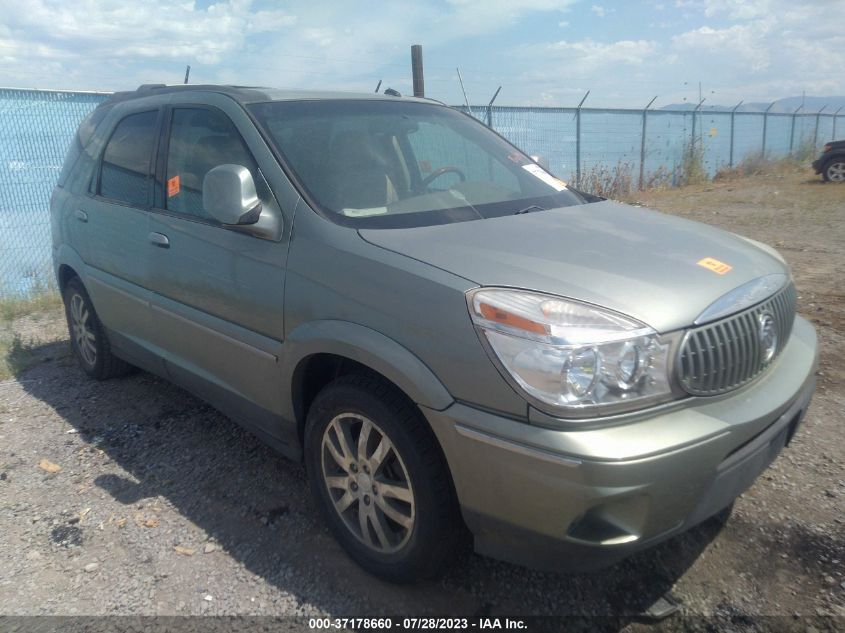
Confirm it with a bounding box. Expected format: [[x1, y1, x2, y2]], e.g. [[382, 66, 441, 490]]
[[423, 316, 818, 572]]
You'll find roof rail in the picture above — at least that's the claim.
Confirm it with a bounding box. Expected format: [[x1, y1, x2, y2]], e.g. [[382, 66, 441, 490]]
[[136, 84, 167, 92]]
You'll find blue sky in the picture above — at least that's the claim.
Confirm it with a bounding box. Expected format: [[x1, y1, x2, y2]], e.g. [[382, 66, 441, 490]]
[[1, 0, 842, 108]]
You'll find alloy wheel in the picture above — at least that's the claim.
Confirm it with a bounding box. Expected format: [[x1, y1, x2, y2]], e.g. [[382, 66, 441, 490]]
[[826, 161, 845, 182], [70, 293, 97, 366], [320, 413, 415, 553]]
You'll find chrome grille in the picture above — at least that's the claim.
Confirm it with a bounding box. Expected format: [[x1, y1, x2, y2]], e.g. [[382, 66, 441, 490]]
[[678, 283, 797, 396]]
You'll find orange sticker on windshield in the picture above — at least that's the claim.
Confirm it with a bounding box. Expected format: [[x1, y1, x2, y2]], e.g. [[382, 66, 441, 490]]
[[167, 175, 180, 197], [697, 257, 732, 275]]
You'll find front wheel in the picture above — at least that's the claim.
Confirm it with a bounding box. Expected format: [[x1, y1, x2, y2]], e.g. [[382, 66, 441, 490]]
[[823, 158, 845, 182], [304, 374, 462, 582]]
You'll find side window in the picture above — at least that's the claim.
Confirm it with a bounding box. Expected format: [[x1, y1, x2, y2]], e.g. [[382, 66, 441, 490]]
[[99, 110, 158, 206], [164, 108, 257, 221], [407, 121, 520, 193]]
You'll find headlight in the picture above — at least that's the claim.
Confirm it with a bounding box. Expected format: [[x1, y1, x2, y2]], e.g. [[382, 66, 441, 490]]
[[467, 288, 675, 418]]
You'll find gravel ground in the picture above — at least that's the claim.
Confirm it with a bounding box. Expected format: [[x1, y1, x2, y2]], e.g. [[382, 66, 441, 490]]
[[0, 167, 843, 629]]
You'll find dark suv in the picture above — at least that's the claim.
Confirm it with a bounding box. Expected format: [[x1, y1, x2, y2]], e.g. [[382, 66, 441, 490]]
[[813, 140, 845, 181]]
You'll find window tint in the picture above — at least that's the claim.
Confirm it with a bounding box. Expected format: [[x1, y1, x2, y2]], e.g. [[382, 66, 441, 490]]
[[249, 100, 586, 229], [99, 110, 158, 206], [407, 121, 520, 194], [165, 108, 256, 221]]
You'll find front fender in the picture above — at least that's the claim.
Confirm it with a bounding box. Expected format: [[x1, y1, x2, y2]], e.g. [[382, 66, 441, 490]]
[[280, 319, 454, 423]]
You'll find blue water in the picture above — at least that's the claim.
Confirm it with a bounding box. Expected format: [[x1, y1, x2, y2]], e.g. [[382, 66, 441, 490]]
[[1, 89, 838, 299]]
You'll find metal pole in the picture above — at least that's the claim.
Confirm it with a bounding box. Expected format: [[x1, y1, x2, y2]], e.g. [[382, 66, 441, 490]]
[[183, 65, 190, 84], [485, 86, 501, 128], [834, 107, 843, 141], [691, 98, 705, 160], [813, 105, 827, 150], [374, 79, 382, 93], [639, 95, 657, 190], [789, 105, 802, 155], [729, 101, 743, 167], [575, 90, 589, 188], [761, 102, 774, 157], [456, 68, 473, 118], [411, 45, 424, 97]]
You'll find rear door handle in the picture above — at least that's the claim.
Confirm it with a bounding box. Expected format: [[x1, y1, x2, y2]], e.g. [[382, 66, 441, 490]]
[[74, 209, 88, 222], [148, 232, 170, 248]]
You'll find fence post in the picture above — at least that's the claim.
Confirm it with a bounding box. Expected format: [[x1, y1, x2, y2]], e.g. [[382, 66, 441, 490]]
[[729, 100, 743, 167], [813, 105, 828, 150], [834, 106, 843, 141], [690, 98, 705, 166], [485, 86, 501, 129], [789, 105, 802, 155], [574, 90, 589, 188], [638, 96, 657, 190], [761, 102, 775, 157]]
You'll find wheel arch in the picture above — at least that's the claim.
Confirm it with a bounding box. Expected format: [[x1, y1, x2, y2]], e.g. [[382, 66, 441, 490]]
[[54, 244, 87, 294], [823, 152, 845, 170], [57, 263, 80, 294], [282, 320, 454, 445]]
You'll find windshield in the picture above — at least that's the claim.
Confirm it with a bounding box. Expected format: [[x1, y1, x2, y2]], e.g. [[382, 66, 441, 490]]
[[248, 99, 588, 228]]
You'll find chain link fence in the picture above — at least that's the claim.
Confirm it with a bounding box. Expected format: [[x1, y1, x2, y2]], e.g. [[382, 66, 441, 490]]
[[1, 87, 841, 299], [1, 88, 109, 299], [463, 104, 838, 190]]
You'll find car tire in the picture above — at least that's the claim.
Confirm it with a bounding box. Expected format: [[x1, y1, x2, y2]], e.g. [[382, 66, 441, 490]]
[[822, 157, 845, 182], [63, 277, 133, 380], [304, 373, 462, 582]]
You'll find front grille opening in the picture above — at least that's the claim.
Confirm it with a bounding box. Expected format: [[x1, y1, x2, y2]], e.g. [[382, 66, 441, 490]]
[[679, 284, 796, 396]]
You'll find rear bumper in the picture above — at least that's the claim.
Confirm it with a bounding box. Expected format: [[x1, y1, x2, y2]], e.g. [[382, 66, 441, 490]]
[[423, 316, 818, 572]]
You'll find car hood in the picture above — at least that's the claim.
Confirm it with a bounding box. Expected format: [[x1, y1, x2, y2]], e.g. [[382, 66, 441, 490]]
[[359, 200, 789, 333]]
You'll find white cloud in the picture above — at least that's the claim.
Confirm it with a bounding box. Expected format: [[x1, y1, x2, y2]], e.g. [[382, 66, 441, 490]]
[[667, 0, 845, 100], [0, 0, 296, 65], [702, 0, 771, 20], [0, 0, 842, 106], [672, 24, 772, 72], [0, 0, 581, 91], [530, 38, 658, 69]]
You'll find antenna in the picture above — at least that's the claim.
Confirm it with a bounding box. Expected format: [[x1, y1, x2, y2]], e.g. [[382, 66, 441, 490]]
[[184, 65, 191, 84], [374, 79, 382, 93]]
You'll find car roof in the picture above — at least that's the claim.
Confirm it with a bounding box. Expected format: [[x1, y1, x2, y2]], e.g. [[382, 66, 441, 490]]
[[105, 84, 441, 106]]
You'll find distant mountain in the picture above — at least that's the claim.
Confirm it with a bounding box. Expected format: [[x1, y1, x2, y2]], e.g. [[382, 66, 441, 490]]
[[660, 95, 845, 114]]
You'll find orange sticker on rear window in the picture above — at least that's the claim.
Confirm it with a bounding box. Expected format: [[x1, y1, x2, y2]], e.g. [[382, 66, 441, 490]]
[[167, 175, 180, 197], [697, 257, 732, 275]]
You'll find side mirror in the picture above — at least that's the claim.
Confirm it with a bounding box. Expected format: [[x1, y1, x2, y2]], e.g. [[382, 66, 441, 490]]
[[202, 164, 262, 225], [529, 154, 550, 170]]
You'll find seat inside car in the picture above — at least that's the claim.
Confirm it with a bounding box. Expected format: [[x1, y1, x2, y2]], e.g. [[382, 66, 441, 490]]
[[326, 130, 398, 212], [174, 110, 254, 218]]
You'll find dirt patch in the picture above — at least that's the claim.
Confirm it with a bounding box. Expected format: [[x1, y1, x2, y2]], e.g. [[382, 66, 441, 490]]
[[0, 167, 843, 624]]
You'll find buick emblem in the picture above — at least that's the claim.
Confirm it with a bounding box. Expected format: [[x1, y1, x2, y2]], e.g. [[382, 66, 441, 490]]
[[758, 312, 778, 364]]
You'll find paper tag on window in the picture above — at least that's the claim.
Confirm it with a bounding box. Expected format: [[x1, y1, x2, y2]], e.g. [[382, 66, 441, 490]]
[[522, 164, 567, 191], [167, 175, 180, 197], [342, 207, 388, 217]]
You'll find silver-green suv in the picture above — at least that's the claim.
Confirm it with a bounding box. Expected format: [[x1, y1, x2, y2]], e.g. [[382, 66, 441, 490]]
[[51, 85, 818, 582]]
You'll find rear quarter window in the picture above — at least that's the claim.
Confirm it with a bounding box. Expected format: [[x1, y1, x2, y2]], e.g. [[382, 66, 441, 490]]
[[57, 105, 111, 189]]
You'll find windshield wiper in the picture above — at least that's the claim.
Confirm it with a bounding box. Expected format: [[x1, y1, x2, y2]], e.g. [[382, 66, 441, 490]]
[[513, 205, 546, 215]]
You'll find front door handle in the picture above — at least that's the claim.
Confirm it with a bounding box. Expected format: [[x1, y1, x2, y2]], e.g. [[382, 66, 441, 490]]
[[74, 209, 88, 222], [148, 232, 170, 248]]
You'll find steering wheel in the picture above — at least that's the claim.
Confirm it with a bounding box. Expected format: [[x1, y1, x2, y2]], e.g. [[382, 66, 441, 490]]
[[420, 166, 466, 188]]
